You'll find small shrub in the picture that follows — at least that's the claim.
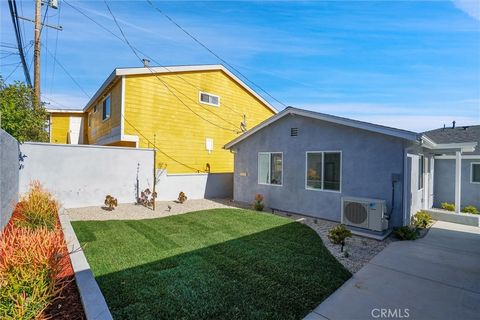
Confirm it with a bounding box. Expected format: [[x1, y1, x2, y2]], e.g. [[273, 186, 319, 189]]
[[104, 195, 118, 211], [253, 193, 264, 211], [328, 224, 352, 252], [393, 226, 418, 240], [411, 211, 433, 229], [0, 227, 66, 319], [15, 181, 58, 230], [441, 202, 455, 212], [462, 205, 479, 215], [138, 188, 157, 208], [178, 192, 187, 204]]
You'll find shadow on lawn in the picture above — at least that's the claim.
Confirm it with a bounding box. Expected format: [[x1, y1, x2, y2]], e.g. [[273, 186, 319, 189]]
[[94, 222, 351, 320]]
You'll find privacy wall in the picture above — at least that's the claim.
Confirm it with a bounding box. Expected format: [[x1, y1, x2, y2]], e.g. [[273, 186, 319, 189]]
[[19, 142, 233, 208], [19, 143, 155, 208], [0, 129, 19, 230]]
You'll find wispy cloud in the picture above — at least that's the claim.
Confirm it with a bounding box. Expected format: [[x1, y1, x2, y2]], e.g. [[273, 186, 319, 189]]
[[452, 0, 480, 21]]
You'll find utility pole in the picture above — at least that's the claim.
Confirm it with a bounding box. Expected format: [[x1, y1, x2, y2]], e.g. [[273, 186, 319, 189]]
[[33, 0, 41, 108]]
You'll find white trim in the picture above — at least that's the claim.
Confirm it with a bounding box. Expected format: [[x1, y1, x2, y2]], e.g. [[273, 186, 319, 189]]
[[455, 151, 462, 214], [225, 107, 419, 149], [471, 162, 480, 184], [121, 134, 139, 148], [82, 65, 278, 114], [420, 135, 478, 153], [305, 150, 342, 193], [46, 108, 84, 114], [48, 113, 52, 143], [402, 148, 409, 226], [434, 155, 480, 160], [258, 152, 283, 186], [120, 76, 125, 136], [199, 91, 220, 107]]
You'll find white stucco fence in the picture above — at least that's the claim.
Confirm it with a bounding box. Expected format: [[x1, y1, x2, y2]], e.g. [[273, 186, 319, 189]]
[[19, 142, 233, 208], [19, 143, 155, 208]]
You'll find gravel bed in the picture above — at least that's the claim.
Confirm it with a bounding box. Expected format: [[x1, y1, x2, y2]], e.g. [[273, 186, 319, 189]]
[[272, 211, 393, 274], [67, 199, 391, 273], [66, 198, 247, 221]]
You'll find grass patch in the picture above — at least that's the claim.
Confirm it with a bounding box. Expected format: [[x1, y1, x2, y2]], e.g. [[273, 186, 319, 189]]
[[72, 209, 351, 319]]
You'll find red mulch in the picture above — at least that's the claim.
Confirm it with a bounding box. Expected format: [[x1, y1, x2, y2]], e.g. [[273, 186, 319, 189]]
[[3, 204, 86, 320]]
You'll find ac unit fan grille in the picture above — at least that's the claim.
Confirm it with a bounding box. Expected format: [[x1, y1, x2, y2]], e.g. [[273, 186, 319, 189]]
[[344, 202, 368, 224]]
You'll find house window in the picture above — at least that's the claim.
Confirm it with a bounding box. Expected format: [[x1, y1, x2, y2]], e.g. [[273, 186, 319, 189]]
[[258, 152, 282, 186], [471, 163, 480, 183], [306, 151, 341, 191], [418, 155, 424, 190], [93, 105, 97, 113], [102, 96, 111, 121], [205, 138, 214, 153], [199, 91, 220, 107], [88, 112, 92, 128]]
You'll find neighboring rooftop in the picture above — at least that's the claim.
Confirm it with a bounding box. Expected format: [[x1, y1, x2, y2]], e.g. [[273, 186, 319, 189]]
[[424, 124, 480, 154]]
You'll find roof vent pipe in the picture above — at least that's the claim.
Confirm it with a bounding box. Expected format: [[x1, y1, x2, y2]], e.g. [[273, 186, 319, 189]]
[[452, 120, 456, 129], [142, 59, 150, 68]]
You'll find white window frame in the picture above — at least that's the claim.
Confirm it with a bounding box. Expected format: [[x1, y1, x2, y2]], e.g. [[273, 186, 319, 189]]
[[258, 152, 283, 187], [102, 94, 111, 122], [305, 151, 342, 193], [471, 162, 480, 184], [199, 91, 220, 107]]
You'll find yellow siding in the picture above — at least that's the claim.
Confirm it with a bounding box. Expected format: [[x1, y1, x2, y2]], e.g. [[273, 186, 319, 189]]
[[85, 80, 122, 144], [50, 113, 71, 143], [124, 70, 275, 173]]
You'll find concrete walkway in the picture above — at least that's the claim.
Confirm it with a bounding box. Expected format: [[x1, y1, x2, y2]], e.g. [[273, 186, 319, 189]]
[[306, 221, 480, 320]]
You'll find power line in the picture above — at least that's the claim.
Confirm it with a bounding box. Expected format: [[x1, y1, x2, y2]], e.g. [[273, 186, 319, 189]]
[[63, 0, 244, 128], [5, 62, 22, 81], [122, 115, 203, 173], [50, 1, 62, 94], [103, 0, 237, 133], [7, 0, 32, 87], [146, 0, 287, 109], [41, 43, 91, 98]]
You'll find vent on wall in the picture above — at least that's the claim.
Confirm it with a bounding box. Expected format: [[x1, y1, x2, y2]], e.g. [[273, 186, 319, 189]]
[[290, 128, 298, 136]]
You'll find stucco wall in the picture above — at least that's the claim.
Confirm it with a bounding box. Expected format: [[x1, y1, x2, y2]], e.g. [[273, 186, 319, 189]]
[[232, 115, 408, 227], [433, 159, 480, 209], [156, 172, 233, 201], [0, 129, 19, 230], [19, 143, 154, 208]]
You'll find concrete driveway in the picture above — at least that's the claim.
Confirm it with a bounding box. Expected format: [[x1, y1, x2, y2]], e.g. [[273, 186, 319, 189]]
[[306, 221, 480, 320]]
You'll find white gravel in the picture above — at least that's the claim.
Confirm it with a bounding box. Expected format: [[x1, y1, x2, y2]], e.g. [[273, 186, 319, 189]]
[[66, 198, 245, 221], [66, 199, 390, 273]]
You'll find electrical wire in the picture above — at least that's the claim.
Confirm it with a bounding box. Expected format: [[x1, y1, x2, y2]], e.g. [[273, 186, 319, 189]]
[[50, 1, 62, 94], [40, 43, 91, 98], [146, 0, 287, 108], [64, 0, 246, 124], [103, 0, 237, 133], [7, 0, 32, 87], [121, 115, 204, 172]]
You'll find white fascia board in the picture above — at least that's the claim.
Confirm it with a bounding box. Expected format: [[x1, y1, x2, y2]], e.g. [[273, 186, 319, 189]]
[[224, 108, 419, 149], [82, 70, 117, 112], [46, 108, 84, 114], [435, 154, 480, 160]]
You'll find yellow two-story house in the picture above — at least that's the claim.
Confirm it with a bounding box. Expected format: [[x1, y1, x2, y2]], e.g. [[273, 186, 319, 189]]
[[48, 65, 277, 174]]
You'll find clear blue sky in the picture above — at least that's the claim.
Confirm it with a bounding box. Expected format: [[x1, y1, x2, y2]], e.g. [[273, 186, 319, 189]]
[[1, 0, 479, 131]]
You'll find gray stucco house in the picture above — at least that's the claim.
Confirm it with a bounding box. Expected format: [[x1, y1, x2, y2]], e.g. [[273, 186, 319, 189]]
[[225, 107, 479, 232], [424, 125, 480, 210]]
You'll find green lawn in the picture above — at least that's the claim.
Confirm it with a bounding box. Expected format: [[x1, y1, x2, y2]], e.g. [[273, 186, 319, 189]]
[[72, 209, 350, 320]]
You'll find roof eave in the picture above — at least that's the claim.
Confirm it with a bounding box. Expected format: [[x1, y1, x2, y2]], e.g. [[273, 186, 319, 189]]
[[225, 108, 419, 149]]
